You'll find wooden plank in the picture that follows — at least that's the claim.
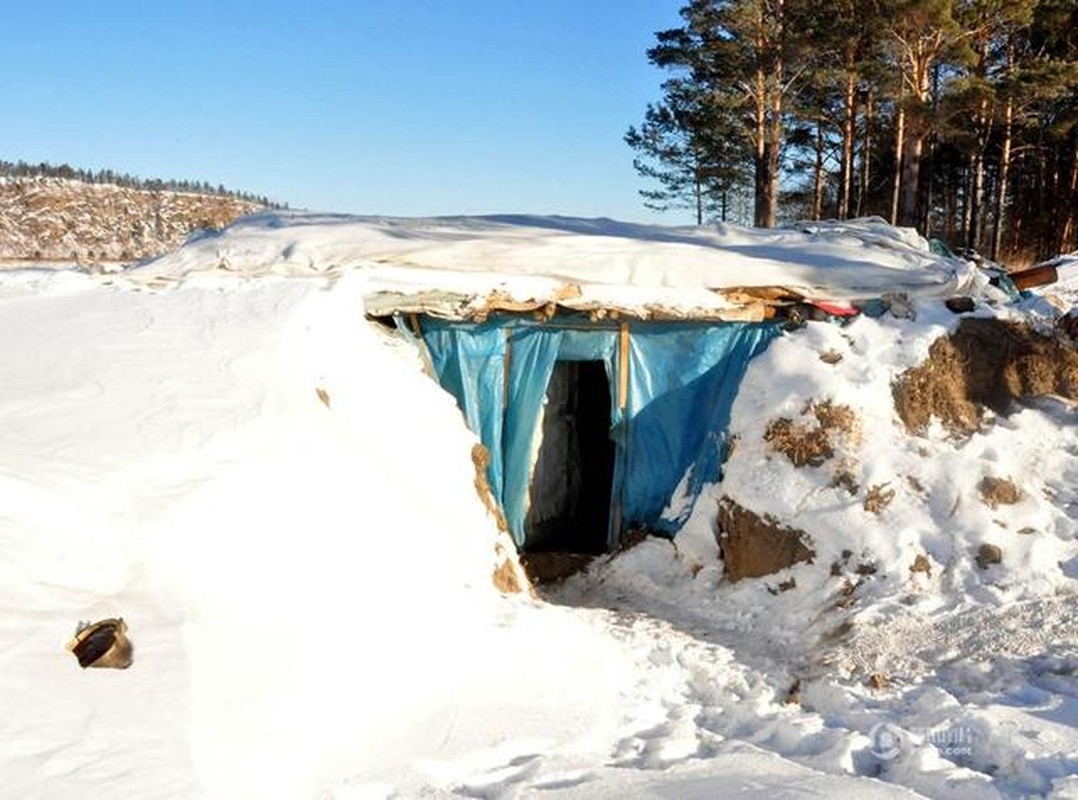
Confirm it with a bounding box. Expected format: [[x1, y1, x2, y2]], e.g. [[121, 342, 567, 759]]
[[618, 322, 629, 410]]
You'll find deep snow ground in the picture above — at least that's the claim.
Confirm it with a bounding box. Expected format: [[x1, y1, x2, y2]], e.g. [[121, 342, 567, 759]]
[[1, 228, 1076, 798], [0, 268, 916, 798]]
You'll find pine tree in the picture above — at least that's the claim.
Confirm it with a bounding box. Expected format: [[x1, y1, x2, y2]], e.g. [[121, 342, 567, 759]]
[[625, 79, 749, 223], [639, 0, 811, 227]]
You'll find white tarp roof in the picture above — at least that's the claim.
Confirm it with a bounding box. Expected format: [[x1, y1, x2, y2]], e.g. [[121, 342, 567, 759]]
[[130, 212, 981, 320]]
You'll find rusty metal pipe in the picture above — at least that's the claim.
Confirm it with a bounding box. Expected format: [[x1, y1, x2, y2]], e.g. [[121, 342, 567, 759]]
[[1009, 263, 1059, 290]]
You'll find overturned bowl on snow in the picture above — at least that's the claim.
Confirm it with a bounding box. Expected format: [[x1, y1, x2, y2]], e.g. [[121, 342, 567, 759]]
[[66, 618, 133, 669]]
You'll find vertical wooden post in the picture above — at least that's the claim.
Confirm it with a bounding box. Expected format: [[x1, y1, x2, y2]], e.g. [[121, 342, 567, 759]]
[[618, 323, 629, 411], [502, 328, 512, 410], [610, 322, 631, 546]]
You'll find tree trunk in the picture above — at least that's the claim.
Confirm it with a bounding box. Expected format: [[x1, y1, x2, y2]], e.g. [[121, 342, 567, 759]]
[[753, 97, 781, 228], [752, 0, 783, 228], [944, 178, 957, 243], [967, 149, 984, 253], [758, 141, 779, 228], [1059, 128, 1078, 254], [812, 118, 826, 219], [1036, 124, 1048, 256], [694, 162, 703, 225], [921, 130, 936, 234], [838, 69, 857, 220], [753, 62, 769, 227], [900, 128, 924, 229], [966, 44, 990, 254], [890, 100, 905, 225], [990, 95, 1014, 262], [858, 89, 874, 217], [765, 87, 783, 227]]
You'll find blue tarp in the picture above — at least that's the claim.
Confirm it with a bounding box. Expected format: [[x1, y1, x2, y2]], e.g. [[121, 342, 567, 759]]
[[416, 315, 779, 548]]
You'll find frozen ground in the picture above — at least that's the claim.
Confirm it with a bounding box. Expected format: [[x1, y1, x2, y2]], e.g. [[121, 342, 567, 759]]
[[0, 223, 1075, 798]]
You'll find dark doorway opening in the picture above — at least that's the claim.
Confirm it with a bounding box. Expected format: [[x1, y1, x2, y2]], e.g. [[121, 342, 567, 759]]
[[523, 360, 615, 556]]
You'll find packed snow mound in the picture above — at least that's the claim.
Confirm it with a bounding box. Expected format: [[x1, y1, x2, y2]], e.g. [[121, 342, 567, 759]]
[[131, 211, 981, 306], [552, 294, 1078, 797], [562, 289, 1078, 665], [717, 303, 1078, 608], [0, 268, 572, 797]]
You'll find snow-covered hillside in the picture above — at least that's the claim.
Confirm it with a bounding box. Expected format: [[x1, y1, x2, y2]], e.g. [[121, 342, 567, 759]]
[[1, 216, 1076, 798], [0, 176, 261, 264]]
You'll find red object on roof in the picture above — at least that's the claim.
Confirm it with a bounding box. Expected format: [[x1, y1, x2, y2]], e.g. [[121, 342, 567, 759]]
[[807, 300, 859, 317]]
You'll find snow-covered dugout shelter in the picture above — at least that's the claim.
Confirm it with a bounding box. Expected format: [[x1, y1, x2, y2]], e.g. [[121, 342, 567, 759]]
[[410, 314, 779, 553], [135, 213, 980, 554]]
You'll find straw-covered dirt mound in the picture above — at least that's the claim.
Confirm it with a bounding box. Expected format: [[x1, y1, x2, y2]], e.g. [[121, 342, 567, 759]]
[[717, 498, 815, 582], [763, 399, 861, 467], [894, 318, 1078, 435]]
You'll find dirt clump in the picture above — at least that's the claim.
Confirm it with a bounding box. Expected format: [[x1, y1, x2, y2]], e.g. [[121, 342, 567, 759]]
[[765, 399, 860, 467], [717, 498, 815, 581], [832, 468, 860, 495], [910, 554, 933, 576], [767, 577, 797, 594], [764, 418, 832, 467], [520, 552, 595, 584], [813, 400, 859, 434], [863, 483, 896, 514], [472, 444, 532, 595], [867, 673, 890, 690], [472, 445, 509, 529], [834, 579, 858, 608], [894, 318, 1078, 435], [976, 543, 1003, 569], [785, 679, 802, 705], [980, 476, 1022, 509], [492, 553, 525, 593]]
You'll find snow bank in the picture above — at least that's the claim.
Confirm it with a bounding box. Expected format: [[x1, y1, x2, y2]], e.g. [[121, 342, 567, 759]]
[[557, 295, 1078, 798], [716, 302, 1078, 611], [0, 268, 639, 797]]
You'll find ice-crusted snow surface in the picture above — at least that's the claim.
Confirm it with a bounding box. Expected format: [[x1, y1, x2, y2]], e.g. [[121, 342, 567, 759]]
[[1, 221, 1076, 798]]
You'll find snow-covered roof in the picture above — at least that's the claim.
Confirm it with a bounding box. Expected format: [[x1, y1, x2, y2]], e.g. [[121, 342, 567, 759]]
[[132, 212, 982, 321]]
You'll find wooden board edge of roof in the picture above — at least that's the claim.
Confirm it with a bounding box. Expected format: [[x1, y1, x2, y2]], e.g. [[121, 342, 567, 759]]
[[716, 285, 805, 304], [363, 289, 771, 324]]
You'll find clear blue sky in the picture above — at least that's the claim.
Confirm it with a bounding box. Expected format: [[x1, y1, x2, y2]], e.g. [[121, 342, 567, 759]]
[[1, 2, 686, 223]]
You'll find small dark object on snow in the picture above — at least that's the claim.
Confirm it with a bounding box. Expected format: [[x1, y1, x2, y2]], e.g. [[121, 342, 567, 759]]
[[945, 296, 976, 314], [975, 544, 1003, 570], [910, 554, 932, 576], [66, 618, 133, 669], [868, 673, 889, 690]]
